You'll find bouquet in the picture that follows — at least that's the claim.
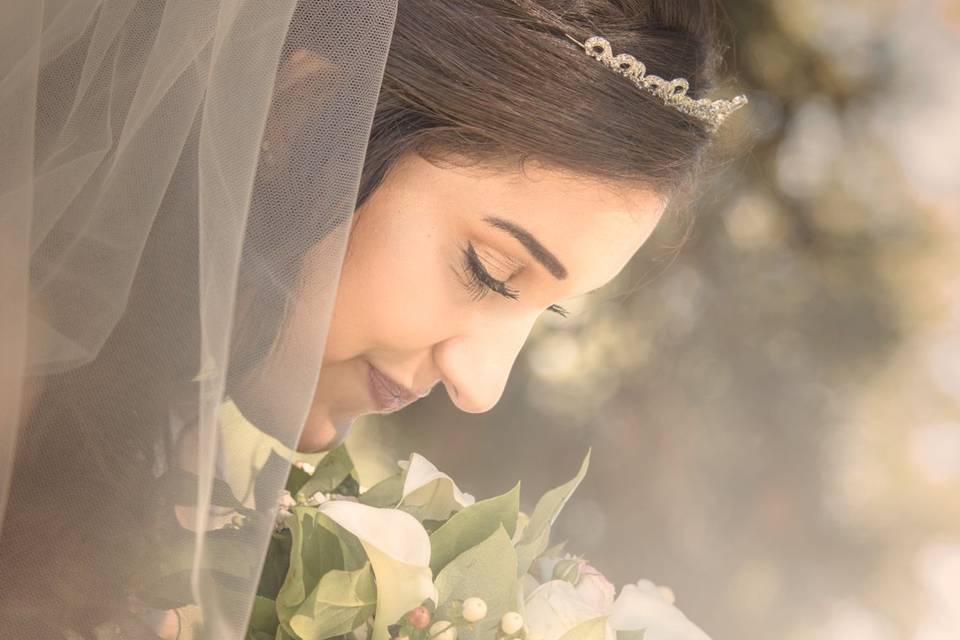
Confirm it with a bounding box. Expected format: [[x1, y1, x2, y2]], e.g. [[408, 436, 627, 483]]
[[241, 446, 711, 640]]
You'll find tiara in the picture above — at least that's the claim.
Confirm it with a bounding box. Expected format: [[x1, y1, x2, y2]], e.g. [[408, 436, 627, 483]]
[[566, 34, 748, 133]]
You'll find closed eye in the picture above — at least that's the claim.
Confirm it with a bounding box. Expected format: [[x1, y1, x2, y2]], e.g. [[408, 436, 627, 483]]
[[461, 242, 518, 300], [459, 242, 568, 318]]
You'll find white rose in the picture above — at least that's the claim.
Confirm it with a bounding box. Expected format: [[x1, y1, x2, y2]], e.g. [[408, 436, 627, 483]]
[[523, 581, 613, 640], [608, 580, 711, 640], [534, 556, 616, 612], [524, 577, 710, 640]]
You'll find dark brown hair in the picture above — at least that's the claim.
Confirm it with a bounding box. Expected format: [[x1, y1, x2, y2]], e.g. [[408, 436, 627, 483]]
[[361, 0, 721, 200], [0, 1, 726, 636]]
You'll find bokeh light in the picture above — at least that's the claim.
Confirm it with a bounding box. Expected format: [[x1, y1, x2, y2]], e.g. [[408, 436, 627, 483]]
[[348, 2, 960, 637]]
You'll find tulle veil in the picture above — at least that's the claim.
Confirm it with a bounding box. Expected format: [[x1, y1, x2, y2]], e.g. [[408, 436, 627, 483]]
[[0, 0, 397, 637]]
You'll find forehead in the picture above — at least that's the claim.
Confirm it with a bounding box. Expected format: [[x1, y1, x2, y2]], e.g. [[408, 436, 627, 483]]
[[425, 154, 667, 289], [488, 158, 661, 228]]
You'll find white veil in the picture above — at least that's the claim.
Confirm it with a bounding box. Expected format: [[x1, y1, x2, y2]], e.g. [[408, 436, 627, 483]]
[[0, 1, 397, 637]]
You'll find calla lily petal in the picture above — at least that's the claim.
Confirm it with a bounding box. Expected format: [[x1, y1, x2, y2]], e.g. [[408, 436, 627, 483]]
[[399, 453, 475, 520], [318, 501, 437, 640], [609, 581, 711, 640]]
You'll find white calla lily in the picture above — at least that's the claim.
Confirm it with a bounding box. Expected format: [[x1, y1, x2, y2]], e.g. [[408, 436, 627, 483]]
[[398, 453, 475, 520], [318, 500, 437, 640], [608, 580, 711, 640]]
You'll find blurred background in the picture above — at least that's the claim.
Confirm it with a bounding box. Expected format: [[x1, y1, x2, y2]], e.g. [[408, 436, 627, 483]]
[[349, 1, 960, 638]]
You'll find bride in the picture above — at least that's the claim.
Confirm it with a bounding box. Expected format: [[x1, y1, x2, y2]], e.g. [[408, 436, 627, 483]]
[[0, 0, 745, 638]]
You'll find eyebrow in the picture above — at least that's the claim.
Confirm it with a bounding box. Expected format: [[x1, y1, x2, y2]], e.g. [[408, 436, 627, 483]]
[[483, 216, 568, 280]]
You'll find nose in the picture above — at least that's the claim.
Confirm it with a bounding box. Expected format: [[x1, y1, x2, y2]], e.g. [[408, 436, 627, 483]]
[[434, 312, 538, 414]]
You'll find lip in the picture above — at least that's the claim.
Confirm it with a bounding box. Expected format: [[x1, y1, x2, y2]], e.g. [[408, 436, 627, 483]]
[[366, 362, 419, 413]]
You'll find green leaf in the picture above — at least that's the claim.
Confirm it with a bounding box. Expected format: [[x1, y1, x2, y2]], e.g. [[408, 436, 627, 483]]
[[396, 454, 473, 523], [248, 596, 279, 637], [434, 526, 518, 639], [316, 501, 435, 640], [429, 483, 520, 575], [334, 472, 362, 497], [559, 617, 609, 640], [616, 631, 646, 640], [358, 473, 404, 508], [515, 450, 590, 576], [276, 504, 378, 638], [289, 563, 376, 640], [541, 540, 568, 559], [258, 530, 292, 600], [314, 510, 368, 572], [297, 445, 355, 499], [516, 526, 551, 583], [276, 508, 343, 618], [285, 465, 311, 496], [257, 451, 294, 511]]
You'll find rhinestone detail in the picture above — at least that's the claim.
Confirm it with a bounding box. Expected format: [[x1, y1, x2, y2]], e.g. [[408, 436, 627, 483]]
[[579, 35, 748, 133]]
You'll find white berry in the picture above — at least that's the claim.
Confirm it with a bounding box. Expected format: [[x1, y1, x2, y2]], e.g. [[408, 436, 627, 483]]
[[306, 491, 329, 506], [500, 612, 524, 635], [461, 597, 488, 623], [430, 621, 457, 640], [657, 585, 676, 604]]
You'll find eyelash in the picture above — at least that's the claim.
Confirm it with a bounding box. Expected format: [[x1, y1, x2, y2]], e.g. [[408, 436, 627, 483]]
[[460, 242, 569, 318]]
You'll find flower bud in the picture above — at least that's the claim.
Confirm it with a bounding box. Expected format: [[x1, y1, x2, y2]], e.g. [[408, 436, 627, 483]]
[[274, 507, 294, 530], [500, 612, 523, 635], [294, 461, 316, 475], [575, 562, 616, 610], [461, 597, 487, 623], [278, 490, 296, 509], [552, 557, 582, 584], [407, 606, 431, 630], [429, 620, 457, 640]]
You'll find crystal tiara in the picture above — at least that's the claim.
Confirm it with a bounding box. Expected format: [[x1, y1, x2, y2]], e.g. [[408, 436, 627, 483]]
[[565, 34, 748, 133]]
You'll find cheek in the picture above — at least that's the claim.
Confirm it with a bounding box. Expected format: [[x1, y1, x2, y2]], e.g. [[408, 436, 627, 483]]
[[324, 224, 461, 360]]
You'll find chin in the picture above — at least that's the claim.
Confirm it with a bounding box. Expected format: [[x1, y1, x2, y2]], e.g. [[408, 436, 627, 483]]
[[296, 410, 355, 452]]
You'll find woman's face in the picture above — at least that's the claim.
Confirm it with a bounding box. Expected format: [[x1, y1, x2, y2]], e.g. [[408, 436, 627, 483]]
[[296, 152, 667, 451]]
